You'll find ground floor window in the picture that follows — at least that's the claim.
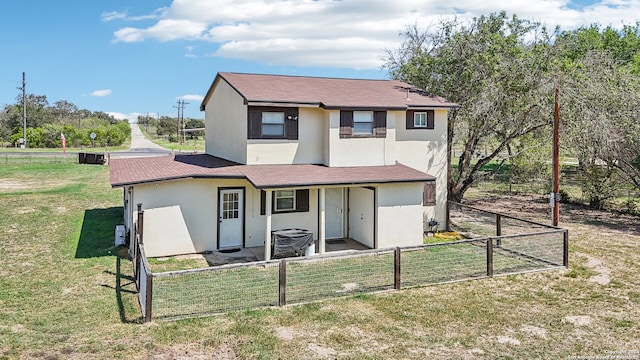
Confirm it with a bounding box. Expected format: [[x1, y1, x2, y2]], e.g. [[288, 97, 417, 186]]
[[275, 190, 295, 212]]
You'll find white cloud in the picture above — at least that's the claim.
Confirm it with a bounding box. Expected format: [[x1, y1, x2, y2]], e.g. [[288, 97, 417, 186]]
[[178, 94, 204, 102], [90, 89, 112, 97], [101, 11, 127, 22], [109, 0, 640, 69], [102, 8, 166, 22], [106, 112, 141, 123]]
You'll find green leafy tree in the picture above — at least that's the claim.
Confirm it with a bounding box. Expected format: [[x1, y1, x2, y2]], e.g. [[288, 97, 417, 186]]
[[384, 12, 558, 202], [558, 26, 640, 207]]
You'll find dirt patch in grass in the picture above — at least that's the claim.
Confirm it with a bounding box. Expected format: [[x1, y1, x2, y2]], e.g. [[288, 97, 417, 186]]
[[0, 178, 66, 191]]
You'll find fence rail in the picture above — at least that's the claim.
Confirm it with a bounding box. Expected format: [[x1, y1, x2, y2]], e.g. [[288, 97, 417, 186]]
[[130, 201, 568, 321]]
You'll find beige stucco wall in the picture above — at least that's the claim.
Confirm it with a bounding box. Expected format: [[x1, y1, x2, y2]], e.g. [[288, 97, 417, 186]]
[[246, 108, 325, 165], [127, 179, 425, 256], [204, 79, 248, 163], [132, 178, 249, 255], [376, 183, 424, 248], [394, 109, 449, 227], [129, 178, 321, 255], [143, 205, 197, 257], [326, 110, 396, 167]]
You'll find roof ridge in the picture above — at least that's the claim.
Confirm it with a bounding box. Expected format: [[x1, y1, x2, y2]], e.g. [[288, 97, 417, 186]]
[[219, 71, 401, 83]]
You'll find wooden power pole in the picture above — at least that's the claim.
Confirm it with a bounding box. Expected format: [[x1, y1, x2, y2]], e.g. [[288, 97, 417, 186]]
[[552, 85, 561, 226], [21, 72, 27, 148]]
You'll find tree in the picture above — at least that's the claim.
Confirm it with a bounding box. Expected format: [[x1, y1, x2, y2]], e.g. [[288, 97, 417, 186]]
[[384, 12, 558, 201], [185, 118, 205, 139], [557, 34, 640, 207]]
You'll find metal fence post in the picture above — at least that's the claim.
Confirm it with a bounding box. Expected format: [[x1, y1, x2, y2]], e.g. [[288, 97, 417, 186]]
[[279, 260, 287, 306], [486, 238, 494, 277], [137, 204, 144, 245], [563, 230, 569, 268], [394, 247, 401, 290], [145, 273, 153, 322]]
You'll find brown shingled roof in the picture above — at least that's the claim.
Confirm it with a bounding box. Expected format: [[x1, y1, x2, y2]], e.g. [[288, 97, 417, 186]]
[[109, 154, 434, 189], [200, 72, 458, 111]]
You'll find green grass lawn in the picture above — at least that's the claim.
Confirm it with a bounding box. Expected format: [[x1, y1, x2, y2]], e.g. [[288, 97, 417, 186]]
[[1, 163, 639, 359]]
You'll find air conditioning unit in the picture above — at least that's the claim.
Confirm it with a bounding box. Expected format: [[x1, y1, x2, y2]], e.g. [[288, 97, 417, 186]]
[[115, 225, 126, 246]]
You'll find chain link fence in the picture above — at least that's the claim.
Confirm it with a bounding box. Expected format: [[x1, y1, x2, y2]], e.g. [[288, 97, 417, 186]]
[[131, 202, 568, 321]]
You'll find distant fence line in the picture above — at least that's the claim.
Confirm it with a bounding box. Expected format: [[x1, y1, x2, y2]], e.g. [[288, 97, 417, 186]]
[[0, 152, 80, 164], [131, 202, 568, 322]]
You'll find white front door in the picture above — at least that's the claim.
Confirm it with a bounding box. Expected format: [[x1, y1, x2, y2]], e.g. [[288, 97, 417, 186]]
[[219, 189, 243, 249], [325, 188, 344, 239]]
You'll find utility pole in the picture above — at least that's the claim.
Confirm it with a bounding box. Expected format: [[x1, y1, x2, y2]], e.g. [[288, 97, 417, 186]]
[[173, 100, 188, 144], [18, 72, 27, 149], [182, 100, 189, 145], [551, 85, 561, 226], [174, 100, 182, 142]]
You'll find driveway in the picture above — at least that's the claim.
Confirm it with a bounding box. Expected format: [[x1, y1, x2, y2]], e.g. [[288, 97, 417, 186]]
[[128, 123, 169, 152], [108, 123, 170, 159]]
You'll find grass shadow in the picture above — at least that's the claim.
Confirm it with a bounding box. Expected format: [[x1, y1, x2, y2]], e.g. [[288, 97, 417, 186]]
[[101, 255, 144, 323], [75, 206, 123, 258]]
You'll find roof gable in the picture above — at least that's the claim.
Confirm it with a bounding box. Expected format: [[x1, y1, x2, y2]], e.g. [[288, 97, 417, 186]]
[[200, 72, 458, 111]]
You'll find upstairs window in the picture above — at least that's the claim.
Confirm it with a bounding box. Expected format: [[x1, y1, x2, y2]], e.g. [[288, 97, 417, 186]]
[[353, 111, 374, 134], [340, 110, 387, 138], [248, 106, 298, 140], [262, 112, 285, 136], [406, 110, 434, 130], [414, 112, 427, 127]]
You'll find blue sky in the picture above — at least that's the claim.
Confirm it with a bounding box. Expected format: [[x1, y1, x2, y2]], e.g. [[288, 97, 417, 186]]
[[0, 0, 635, 121]]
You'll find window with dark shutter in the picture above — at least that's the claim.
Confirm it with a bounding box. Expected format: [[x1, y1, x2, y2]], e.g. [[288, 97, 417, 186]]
[[423, 181, 436, 206], [340, 110, 386, 138], [407, 110, 435, 130], [260, 189, 310, 214], [248, 106, 298, 139], [340, 110, 353, 138]]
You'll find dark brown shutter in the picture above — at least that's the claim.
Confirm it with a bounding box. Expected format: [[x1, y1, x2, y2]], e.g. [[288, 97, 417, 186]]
[[340, 111, 353, 138], [423, 181, 436, 206], [406, 110, 415, 129], [427, 110, 435, 130], [285, 109, 299, 140], [248, 108, 262, 139], [295, 189, 309, 212], [260, 190, 266, 215], [374, 111, 387, 138]]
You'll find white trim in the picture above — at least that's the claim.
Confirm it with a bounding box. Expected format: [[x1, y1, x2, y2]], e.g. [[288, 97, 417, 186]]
[[264, 190, 272, 261], [353, 111, 374, 134], [413, 112, 427, 128], [319, 188, 326, 254], [274, 189, 295, 212]]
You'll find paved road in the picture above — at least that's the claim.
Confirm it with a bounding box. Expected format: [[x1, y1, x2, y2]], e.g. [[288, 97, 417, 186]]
[[109, 123, 171, 159], [127, 123, 169, 152]]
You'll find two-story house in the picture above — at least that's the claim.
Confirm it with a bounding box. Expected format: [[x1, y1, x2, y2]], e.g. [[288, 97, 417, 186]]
[[109, 72, 458, 260]]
